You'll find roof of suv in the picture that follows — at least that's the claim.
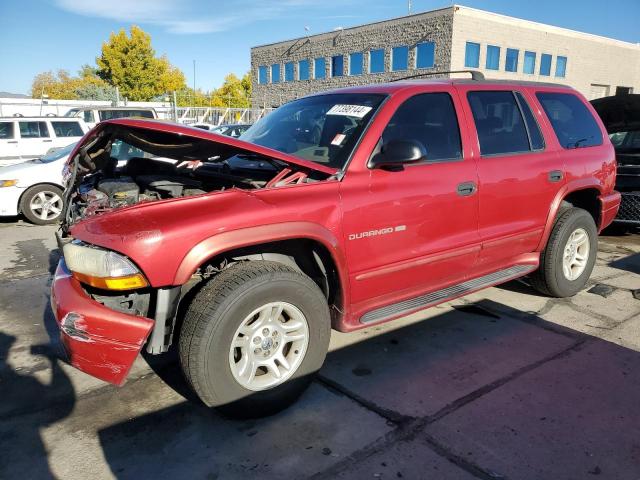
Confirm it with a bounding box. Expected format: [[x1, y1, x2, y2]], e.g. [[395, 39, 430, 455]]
[[0, 116, 86, 121]]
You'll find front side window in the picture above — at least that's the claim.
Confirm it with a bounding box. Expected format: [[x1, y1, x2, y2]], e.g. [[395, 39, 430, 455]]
[[555, 56, 567, 78], [83, 110, 95, 123], [285, 62, 295, 82], [536, 92, 603, 149], [370, 49, 385, 73], [19, 121, 49, 138], [258, 65, 268, 84], [486, 45, 500, 70], [523, 51, 536, 74], [467, 91, 530, 156], [314, 57, 326, 79], [382, 92, 462, 161], [51, 121, 84, 137], [416, 42, 435, 69], [505, 48, 519, 72], [392, 46, 409, 71], [540, 54, 552, 76], [271, 64, 281, 83], [349, 52, 363, 75], [298, 59, 310, 80], [331, 55, 344, 77], [241, 93, 386, 169], [0, 122, 15, 139], [465, 42, 480, 68]]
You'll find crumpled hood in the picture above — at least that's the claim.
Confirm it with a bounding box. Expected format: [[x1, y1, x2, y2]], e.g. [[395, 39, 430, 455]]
[[591, 95, 640, 134]]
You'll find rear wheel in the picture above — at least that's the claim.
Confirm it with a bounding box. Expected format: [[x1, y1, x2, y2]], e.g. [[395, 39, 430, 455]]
[[179, 261, 331, 418], [530, 207, 597, 297], [20, 184, 64, 225]]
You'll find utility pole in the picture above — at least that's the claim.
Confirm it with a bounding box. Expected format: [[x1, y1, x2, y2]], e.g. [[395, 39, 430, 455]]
[[408, 0, 412, 14], [193, 60, 196, 94]]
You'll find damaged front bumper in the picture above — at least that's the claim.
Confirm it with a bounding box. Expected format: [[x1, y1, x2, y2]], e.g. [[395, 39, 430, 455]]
[[50, 260, 154, 385]]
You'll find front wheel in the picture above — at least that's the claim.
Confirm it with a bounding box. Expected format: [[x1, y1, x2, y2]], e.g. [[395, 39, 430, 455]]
[[530, 207, 598, 297], [178, 261, 331, 418], [20, 184, 64, 225]]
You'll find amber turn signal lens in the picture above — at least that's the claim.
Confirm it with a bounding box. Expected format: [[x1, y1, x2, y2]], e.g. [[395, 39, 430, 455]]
[[73, 272, 148, 291]]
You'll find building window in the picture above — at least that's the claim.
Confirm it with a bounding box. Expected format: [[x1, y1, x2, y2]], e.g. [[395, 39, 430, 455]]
[[350, 52, 363, 75], [464, 42, 480, 68], [523, 51, 536, 74], [298, 59, 310, 80], [540, 54, 552, 76], [505, 48, 519, 72], [271, 64, 281, 83], [285, 62, 295, 82], [369, 48, 385, 73], [555, 56, 567, 78], [485, 45, 500, 70], [258, 66, 268, 84], [416, 41, 435, 69], [314, 57, 326, 79], [331, 55, 344, 77], [392, 46, 409, 71]]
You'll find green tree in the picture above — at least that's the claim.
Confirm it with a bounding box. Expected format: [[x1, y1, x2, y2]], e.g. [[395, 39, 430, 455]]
[[96, 25, 186, 101], [211, 73, 251, 108], [30, 69, 116, 100]]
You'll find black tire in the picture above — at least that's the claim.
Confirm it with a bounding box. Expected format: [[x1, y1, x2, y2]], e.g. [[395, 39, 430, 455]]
[[530, 207, 598, 297], [19, 184, 65, 225], [179, 260, 331, 418]]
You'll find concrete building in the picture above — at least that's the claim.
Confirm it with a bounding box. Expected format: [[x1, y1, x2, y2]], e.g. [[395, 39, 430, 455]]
[[250, 5, 640, 107]]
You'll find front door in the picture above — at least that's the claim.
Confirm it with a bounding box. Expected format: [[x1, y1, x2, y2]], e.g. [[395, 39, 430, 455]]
[[17, 120, 52, 158], [340, 91, 480, 322]]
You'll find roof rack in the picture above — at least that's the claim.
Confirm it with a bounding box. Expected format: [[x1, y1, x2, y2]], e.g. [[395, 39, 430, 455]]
[[391, 70, 485, 82]]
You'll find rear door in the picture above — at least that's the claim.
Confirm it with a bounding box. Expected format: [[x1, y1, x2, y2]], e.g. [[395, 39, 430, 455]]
[[17, 121, 52, 158], [459, 86, 565, 273], [0, 121, 19, 164], [340, 89, 480, 321]]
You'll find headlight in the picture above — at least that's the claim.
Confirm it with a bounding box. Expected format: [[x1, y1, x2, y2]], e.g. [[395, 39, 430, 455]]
[[62, 242, 148, 290], [0, 180, 18, 188]]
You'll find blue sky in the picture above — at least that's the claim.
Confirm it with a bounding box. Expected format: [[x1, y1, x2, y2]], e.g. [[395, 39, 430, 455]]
[[0, 0, 638, 95]]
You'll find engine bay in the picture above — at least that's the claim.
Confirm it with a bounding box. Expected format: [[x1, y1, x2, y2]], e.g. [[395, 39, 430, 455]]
[[63, 123, 331, 228]]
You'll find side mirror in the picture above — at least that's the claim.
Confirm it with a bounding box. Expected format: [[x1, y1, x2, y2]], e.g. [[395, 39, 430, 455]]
[[368, 139, 426, 171]]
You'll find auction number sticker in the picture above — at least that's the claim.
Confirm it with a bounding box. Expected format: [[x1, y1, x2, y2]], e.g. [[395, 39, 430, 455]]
[[327, 104, 373, 118]]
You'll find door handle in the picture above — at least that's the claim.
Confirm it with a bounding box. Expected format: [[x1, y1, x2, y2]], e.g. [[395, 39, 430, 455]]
[[457, 181, 477, 196], [43, 140, 53, 143], [7, 141, 17, 144], [548, 170, 563, 182]]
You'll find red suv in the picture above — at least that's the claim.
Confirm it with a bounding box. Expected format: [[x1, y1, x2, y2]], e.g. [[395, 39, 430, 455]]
[[52, 75, 620, 416]]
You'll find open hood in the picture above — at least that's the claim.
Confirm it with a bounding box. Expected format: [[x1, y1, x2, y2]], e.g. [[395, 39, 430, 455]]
[[590, 95, 640, 134]]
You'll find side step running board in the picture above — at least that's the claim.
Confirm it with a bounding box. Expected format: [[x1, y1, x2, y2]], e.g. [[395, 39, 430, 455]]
[[360, 264, 536, 324]]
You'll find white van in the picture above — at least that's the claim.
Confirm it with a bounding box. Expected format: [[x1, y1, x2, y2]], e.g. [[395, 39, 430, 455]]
[[0, 117, 89, 166], [65, 107, 157, 128]]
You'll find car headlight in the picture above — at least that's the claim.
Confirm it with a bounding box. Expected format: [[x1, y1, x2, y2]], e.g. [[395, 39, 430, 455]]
[[62, 242, 148, 290], [0, 180, 18, 188]]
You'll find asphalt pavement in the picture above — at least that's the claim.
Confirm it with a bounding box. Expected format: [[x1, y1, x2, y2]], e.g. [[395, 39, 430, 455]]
[[1, 217, 639, 479]]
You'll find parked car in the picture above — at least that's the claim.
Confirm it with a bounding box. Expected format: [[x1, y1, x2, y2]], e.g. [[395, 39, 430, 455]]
[[0, 142, 75, 224], [591, 94, 640, 225], [65, 107, 157, 129], [0, 117, 88, 166], [192, 123, 252, 138], [52, 77, 620, 417]]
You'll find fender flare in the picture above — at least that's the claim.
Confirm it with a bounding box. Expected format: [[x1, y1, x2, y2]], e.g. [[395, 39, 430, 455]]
[[173, 221, 350, 312], [536, 178, 604, 251]]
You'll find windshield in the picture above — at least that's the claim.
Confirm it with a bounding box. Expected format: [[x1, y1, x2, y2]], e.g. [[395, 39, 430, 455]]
[[40, 142, 77, 163], [610, 131, 640, 150], [240, 93, 386, 169], [64, 109, 79, 118]]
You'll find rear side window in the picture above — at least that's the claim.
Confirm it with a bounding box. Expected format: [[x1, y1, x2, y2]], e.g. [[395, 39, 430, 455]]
[[19, 121, 49, 138], [536, 92, 602, 149], [383, 92, 462, 161], [0, 122, 14, 139], [467, 91, 530, 156], [99, 110, 153, 121], [514, 92, 544, 150], [51, 121, 84, 137]]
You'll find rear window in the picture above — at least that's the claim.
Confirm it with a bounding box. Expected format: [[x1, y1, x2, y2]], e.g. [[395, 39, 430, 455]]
[[467, 91, 530, 156], [536, 92, 602, 149], [0, 122, 14, 139], [51, 121, 84, 137], [19, 121, 49, 138]]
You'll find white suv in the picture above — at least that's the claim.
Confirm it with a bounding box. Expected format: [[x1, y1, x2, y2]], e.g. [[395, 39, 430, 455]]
[[65, 107, 156, 128], [0, 117, 89, 166]]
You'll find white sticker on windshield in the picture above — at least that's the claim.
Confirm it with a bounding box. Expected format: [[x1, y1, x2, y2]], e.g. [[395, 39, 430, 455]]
[[331, 133, 346, 146], [327, 104, 373, 118]]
